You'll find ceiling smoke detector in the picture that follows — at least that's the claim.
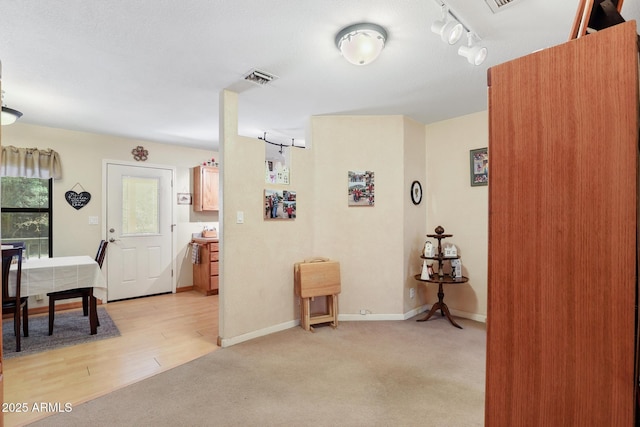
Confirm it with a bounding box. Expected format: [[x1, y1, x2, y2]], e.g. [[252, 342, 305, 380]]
[[243, 69, 278, 85], [484, 0, 519, 13]]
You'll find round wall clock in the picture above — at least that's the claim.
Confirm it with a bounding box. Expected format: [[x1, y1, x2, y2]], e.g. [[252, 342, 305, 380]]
[[411, 180, 422, 205]]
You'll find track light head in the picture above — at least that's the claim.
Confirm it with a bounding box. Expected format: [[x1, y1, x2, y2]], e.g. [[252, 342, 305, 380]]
[[431, 19, 464, 45], [458, 32, 487, 65]]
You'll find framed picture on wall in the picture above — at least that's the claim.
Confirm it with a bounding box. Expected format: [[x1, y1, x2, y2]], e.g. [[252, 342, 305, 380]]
[[177, 193, 192, 205], [470, 147, 488, 187], [264, 189, 296, 220], [410, 180, 422, 205], [348, 170, 375, 206]]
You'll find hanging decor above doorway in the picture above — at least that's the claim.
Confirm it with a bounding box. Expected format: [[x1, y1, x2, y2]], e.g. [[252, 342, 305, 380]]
[[131, 145, 148, 161], [65, 182, 91, 210]]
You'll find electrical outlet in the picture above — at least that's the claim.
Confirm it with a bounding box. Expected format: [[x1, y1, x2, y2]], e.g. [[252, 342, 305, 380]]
[[360, 309, 367, 315], [409, 288, 415, 299]]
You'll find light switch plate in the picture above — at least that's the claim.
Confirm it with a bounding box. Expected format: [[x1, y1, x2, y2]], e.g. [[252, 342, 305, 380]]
[[236, 211, 244, 224]]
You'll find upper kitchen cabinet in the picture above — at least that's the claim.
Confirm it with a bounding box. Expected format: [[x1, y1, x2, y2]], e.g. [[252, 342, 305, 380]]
[[193, 165, 219, 211]]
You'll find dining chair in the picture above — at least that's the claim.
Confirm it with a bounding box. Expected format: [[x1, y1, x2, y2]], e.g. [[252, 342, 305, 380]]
[[2, 241, 26, 254], [47, 240, 108, 335], [2, 241, 25, 248], [2, 247, 28, 352]]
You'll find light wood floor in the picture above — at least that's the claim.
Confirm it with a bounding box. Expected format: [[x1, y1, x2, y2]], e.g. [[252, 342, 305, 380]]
[[3, 291, 219, 427]]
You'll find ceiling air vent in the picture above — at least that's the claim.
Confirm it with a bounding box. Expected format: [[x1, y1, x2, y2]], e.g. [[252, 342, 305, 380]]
[[484, 0, 520, 13], [243, 69, 278, 86]]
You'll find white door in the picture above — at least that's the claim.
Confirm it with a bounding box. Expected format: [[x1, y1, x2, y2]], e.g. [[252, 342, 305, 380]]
[[106, 162, 174, 301]]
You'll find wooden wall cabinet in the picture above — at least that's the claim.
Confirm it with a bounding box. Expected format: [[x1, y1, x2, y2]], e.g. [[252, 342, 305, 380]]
[[485, 22, 638, 426], [193, 165, 219, 211], [193, 239, 219, 296]]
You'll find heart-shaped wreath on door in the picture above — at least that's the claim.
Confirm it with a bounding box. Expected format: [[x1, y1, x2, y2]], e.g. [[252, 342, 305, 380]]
[[65, 183, 91, 210]]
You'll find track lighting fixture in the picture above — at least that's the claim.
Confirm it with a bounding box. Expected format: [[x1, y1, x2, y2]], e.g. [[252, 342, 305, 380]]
[[431, 5, 463, 45], [259, 132, 304, 154], [431, 0, 488, 66], [458, 32, 487, 66]]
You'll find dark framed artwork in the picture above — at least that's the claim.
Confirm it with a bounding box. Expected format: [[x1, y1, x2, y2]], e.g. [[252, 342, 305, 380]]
[[348, 170, 375, 206], [470, 147, 488, 187], [410, 180, 422, 205]]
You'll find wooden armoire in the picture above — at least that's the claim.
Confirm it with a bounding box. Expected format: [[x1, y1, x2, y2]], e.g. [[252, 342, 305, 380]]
[[486, 21, 639, 426]]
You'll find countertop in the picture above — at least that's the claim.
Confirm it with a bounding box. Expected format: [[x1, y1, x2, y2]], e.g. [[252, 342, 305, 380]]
[[192, 237, 219, 243]]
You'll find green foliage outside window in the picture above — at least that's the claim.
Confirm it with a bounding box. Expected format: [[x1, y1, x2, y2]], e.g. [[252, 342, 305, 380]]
[[1, 177, 51, 258]]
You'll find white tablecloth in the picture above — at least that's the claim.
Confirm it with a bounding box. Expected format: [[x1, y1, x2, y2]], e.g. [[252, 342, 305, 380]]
[[11, 255, 107, 302]]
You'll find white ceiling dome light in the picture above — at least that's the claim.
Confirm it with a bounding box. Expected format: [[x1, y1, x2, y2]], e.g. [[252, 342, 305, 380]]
[[335, 23, 388, 66], [1, 106, 23, 125], [1, 90, 23, 126]]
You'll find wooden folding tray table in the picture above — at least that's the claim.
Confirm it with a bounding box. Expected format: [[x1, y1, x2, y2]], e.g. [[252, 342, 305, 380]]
[[294, 258, 341, 332]]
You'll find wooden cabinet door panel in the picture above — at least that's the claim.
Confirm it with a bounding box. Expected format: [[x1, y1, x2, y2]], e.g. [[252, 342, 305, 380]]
[[486, 21, 638, 426], [193, 166, 219, 211]]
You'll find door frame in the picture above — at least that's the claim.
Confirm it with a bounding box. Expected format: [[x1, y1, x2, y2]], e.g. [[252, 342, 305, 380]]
[[102, 159, 177, 297]]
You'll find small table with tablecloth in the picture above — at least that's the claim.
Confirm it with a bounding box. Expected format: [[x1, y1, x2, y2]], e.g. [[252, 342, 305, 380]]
[[9, 255, 106, 334]]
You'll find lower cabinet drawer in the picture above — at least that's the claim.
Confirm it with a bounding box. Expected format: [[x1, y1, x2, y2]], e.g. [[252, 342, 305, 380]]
[[210, 275, 219, 290], [210, 261, 219, 275]]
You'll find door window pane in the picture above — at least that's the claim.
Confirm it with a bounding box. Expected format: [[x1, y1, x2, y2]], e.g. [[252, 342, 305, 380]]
[[121, 176, 159, 235]]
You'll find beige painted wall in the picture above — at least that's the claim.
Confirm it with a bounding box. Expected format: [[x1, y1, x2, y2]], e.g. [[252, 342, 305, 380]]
[[425, 111, 488, 320], [311, 115, 427, 319], [2, 123, 218, 307], [218, 90, 492, 346], [402, 117, 428, 313], [219, 91, 315, 344], [2, 100, 489, 343]]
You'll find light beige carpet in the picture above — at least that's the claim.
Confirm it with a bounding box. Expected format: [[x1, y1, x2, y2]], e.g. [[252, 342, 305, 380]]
[[30, 314, 486, 426]]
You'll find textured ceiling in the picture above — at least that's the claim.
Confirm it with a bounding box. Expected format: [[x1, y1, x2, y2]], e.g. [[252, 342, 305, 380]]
[[0, 0, 638, 150]]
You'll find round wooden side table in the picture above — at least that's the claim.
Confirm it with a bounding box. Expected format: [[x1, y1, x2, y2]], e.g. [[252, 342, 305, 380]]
[[414, 274, 468, 329]]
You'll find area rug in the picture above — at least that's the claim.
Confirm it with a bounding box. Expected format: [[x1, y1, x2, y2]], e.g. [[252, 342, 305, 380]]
[[2, 307, 120, 359]]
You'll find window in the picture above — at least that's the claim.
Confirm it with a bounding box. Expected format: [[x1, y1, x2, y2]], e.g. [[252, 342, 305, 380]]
[[1, 177, 52, 258], [121, 176, 160, 235]]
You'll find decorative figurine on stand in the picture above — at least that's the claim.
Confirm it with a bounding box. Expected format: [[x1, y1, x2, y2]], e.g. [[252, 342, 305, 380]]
[[451, 258, 462, 278], [444, 244, 458, 257], [423, 241, 435, 257], [420, 260, 431, 280]]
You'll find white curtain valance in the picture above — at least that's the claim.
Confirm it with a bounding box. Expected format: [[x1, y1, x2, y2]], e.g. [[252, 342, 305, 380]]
[[0, 145, 62, 179]]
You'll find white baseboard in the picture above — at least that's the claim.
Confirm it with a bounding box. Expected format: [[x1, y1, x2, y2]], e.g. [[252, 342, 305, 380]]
[[449, 307, 486, 323], [340, 305, 486, 323], [340, 313, 406, 321], [404, 304, 486, 323], [219, 319, 298, 348], [219, 306, 486, 347]]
